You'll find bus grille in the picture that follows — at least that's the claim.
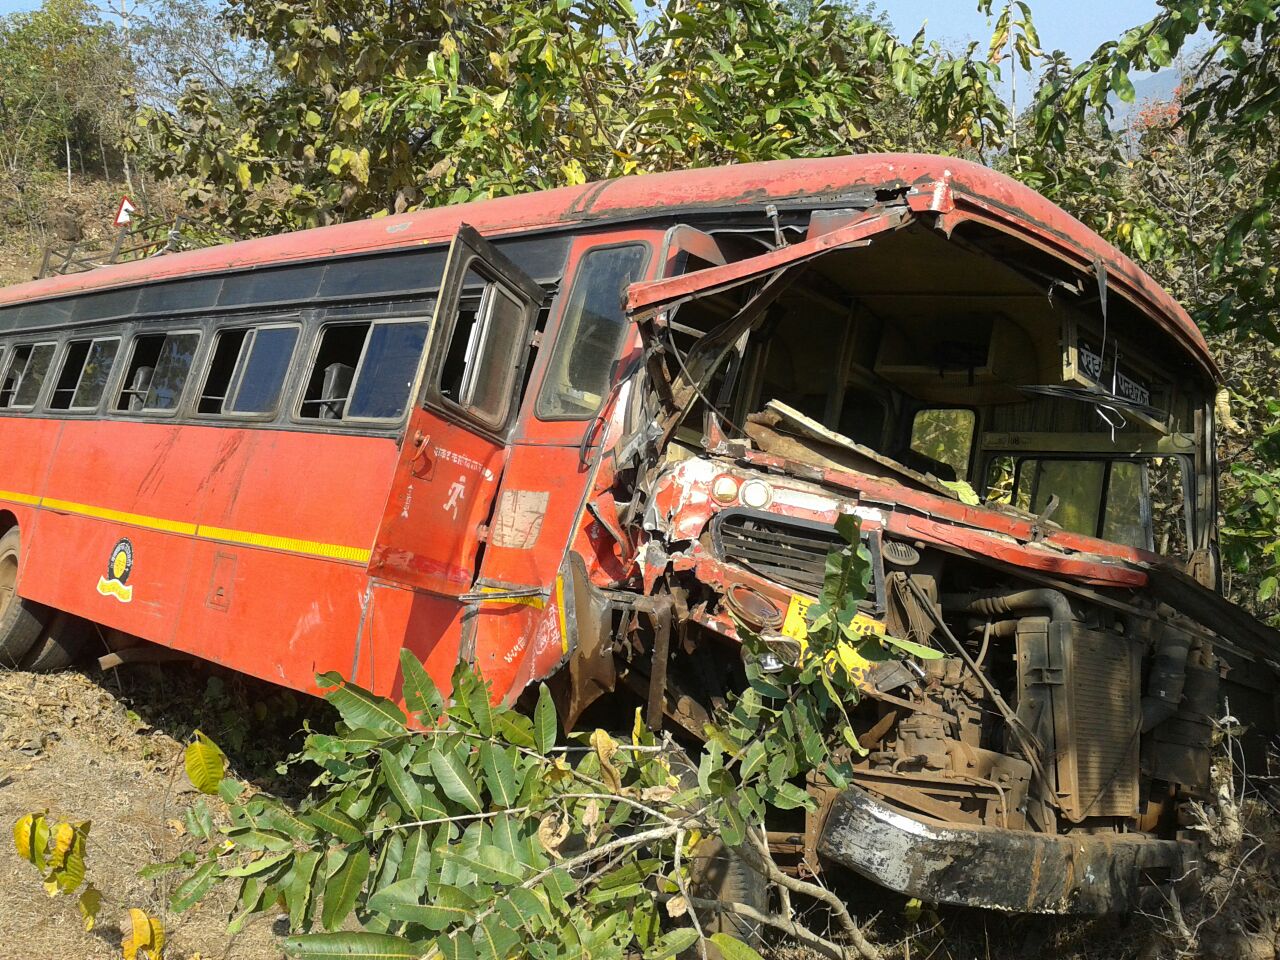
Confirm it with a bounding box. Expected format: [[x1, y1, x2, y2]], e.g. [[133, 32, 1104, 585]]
[[713, 512, 845, 595]]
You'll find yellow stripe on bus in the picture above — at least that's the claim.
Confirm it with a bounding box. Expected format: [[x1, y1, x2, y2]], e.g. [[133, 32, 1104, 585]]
[[42, 496, 199, 535], [0, 488, 369, 564], [0, 488, 41, 506], [195, 525, 372, 563]]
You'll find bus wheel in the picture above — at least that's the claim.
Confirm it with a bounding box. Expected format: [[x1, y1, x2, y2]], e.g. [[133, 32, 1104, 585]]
[[665, 747, 769, 950], [21, 611, 93, 672], [0, 526, 50, 668]]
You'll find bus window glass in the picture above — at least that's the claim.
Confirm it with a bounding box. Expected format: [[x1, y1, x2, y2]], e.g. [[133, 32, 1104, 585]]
[[348, 321, 428, 420], [437, 269, 530, 430], [300, 323, 369, 420], [439, 269, 488, 407], [146, 333, 200, 410], [52, 337, 120, 410], [118, 332, 200, 413], [1, 345, 28, 407], [463, 286, 522, 425], [8, 343, 56, 408], [1150, 457, 1188, 556], [1015, 459, 1105, 537], [1101, 460, 1149, 549], [230, 326, 300, 415], [537, 244, 647, 419], [909, 408, 975, 480], [199, 329, 251, 414], [301, 320, 427, 422]]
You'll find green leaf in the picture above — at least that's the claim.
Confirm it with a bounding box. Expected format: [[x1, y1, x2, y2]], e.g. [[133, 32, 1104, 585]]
[[171, 860, 218, 912], [429, 748, 483, 813], [881, 634, 944, 660], [472, 913, 519, 960], [317, 671, 408, 735], [533, 684, 557, 754], [413, 883, 477, 931], [709, 933, 766, 960], [285, 851, 323, 932], [479, 743, 519, 807], [184, 731, 227, 794], [645, 927, 700, 959], [400, 650, 444, 719], [283, 932, 420, 958], [380, 750, 422, 817], [366, 876, 440, 926], [222, 851, 292, 877], [440, 842, 524, 885], [769, 781, 813, 810], [305, 804, 367, 844], [465, 678, 496, 737], [397, 826, 433, 883], [321, 844, 370, 931]]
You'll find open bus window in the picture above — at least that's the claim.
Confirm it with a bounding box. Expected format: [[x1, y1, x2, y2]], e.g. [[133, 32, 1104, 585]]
[[200, 325, 299, 416], [0, 342, 57, 409], [909, 408, 975, 481], [536, 244, 647, 420], [50, 337, 120, 411], [1011, 456, 1183, 553], [438, 270, 526, 429], [117, 332, 201, 413], [300, 319, 427, 422]]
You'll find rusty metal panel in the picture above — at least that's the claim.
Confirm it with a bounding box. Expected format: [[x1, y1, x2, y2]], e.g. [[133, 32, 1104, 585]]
[[1065, 628, 1142, 819]]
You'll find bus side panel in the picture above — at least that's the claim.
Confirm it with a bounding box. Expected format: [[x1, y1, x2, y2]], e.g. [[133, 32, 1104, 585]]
[[197, 431, 400, 550], [171, 542, 372, 692], [362, 582, 465, 702], [0, 416, 63, 529]]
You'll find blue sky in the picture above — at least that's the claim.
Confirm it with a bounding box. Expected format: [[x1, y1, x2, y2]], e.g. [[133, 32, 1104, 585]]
[[878, 1, 1161, 65], [0, 0, 1162, 66]]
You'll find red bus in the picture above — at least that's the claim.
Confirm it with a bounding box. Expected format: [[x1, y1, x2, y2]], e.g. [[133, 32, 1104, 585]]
[[0, 154, 1275, 914]]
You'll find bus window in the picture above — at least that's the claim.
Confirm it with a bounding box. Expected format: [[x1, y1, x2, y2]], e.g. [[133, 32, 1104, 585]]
[[438, 270, 527, 429], [347, 321, 428, 420], [300, 319, 427, 422], [1012, 457, 1173, 552], [117, 332, 201, 413], [909, 408, 975, 480], [536, 244, 647, 419], [50, 337, 120, 411], [0, 342, 57, 409], [199, 325, 299, 416]]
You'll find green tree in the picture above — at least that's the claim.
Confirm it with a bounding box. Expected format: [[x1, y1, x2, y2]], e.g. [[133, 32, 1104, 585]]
[[138, 0, 1010, 236]]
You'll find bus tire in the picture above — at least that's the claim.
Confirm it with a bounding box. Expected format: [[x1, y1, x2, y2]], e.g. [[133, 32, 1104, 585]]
[[21, 611, 93, 672], [666, 747, 769, 950], [0, 526, 50, 668]]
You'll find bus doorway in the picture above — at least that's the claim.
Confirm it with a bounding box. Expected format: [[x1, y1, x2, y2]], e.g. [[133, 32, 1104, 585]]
[[369, 225, 544, 596]]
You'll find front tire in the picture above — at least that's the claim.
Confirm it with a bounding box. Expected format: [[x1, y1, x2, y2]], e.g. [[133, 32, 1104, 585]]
[[22, 611, 93, 672], [0, 526, 50, 668]]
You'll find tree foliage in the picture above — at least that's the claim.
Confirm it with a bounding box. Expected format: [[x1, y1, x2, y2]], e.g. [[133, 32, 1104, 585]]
[[138, 0, 1011, 234], [145, 517, 934, 960]]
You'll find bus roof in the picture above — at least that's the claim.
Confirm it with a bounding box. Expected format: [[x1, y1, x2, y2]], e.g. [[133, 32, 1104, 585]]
[[0, 154, 1215, 376]]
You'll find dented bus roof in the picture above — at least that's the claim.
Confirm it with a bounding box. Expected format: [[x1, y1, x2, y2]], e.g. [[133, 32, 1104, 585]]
[[0, 153, 1215, 377]]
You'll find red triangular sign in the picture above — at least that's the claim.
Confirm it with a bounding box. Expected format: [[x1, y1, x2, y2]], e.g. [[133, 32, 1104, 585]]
[[113, 196, 138, 228]]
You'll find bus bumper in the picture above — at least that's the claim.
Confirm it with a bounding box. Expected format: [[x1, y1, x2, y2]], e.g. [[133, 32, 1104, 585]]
[[818, 786, 1195, 914]]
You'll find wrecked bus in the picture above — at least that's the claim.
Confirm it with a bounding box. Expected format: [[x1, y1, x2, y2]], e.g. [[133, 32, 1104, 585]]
[[0, 154, 1275, 914]]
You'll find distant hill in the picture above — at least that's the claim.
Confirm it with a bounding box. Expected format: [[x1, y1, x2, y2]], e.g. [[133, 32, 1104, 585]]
[[1108, 70, 1181, 129]]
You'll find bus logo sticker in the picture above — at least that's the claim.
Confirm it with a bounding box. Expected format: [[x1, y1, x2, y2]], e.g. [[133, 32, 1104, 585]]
[[96, 538, 135, 603]]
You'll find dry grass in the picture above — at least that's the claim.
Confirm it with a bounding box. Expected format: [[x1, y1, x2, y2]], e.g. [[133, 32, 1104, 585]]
[[0, 663, 324, 960]]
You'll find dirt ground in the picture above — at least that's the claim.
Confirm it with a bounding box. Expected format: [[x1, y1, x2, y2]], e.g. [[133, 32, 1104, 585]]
[[0, 662, 327, 960]]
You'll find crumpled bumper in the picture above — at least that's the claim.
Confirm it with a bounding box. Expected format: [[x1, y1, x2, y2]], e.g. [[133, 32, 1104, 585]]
[[818, 786, 1195, 914]]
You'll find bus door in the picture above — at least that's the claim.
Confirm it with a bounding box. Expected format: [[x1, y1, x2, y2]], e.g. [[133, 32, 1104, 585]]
[[369, 224, 545, 596]]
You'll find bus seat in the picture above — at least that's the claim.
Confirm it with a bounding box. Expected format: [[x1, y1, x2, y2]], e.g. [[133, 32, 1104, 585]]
[[127, 366, 154, 411], [319, 362, 354, 420]]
